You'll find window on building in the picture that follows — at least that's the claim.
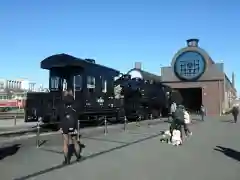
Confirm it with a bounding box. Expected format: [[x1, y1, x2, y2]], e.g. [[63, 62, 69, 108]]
[[74, 75, 82, 91], [8, 81, 11, 89], [0, 83, 4, 89]]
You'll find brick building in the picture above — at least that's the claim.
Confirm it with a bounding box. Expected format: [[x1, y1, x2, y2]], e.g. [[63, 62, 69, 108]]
[[161, 39, 237, 115]]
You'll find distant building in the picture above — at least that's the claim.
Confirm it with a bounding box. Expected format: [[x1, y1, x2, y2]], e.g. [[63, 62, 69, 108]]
[[0, 78, 45, 100]]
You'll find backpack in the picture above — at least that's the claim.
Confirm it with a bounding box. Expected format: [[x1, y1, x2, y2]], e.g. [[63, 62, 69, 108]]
[[64, 106, 77, 130], [172, 107, 185, 123]]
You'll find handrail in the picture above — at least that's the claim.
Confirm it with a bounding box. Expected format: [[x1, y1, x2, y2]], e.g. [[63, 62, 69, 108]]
[[0, 112, 24, 119]]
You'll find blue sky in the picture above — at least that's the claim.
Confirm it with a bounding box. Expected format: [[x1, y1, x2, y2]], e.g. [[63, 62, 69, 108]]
[[0, 0, 239, 92]]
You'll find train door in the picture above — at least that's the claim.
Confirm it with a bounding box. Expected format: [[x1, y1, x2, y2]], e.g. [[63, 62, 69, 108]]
[[73, 74, 84, 111], [86, 75, 97, 110], [49, 75, 62, 106]]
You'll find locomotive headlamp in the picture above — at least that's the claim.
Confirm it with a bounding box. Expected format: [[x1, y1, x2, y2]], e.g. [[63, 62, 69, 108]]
[[97, 97, 104, 103]]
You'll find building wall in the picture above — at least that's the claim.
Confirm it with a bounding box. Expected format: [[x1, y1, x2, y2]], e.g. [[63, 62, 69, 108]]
[[161, 62, 226, 115], [163, 80, 224, 115], [161, 63, 224, 82], [160, 39, 234, 115]]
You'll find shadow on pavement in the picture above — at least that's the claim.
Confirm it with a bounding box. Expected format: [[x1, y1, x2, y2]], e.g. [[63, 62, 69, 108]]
[[82, 136, 127, 144], [14, 131, 163, 180], [0, 144, 21, 160], [214, 146, 240, 162], [220, 119, 234, 123], [38, 140, 48, 147]]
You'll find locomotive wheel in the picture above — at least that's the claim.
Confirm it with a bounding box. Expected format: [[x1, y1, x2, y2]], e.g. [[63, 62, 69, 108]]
[[151, 109, 160, 119], [161, 108, 169, 117]]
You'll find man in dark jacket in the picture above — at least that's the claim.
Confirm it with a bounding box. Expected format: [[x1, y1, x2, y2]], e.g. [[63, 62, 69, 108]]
[[170, 105, 192, 141], [231, 105, 239, 123], [59, 89, 82, 165]]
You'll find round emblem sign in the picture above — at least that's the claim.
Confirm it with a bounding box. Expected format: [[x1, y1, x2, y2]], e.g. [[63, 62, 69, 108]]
[[174, 51, 206, 81]]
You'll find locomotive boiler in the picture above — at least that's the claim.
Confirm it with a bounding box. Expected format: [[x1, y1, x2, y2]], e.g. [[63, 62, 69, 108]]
[[114, 68, 182, 120]]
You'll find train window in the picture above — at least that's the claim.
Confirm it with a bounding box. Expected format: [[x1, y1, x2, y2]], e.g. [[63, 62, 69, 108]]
[[102, 79, 107, 93], [50, 76, 60, 90], [74, 75, 82, 91], [87, 76, 95, 89], [62, 79, 67, 91]]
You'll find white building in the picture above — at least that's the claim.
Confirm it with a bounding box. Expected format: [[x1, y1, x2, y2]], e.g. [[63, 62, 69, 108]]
[[0, 78, 42, 92]]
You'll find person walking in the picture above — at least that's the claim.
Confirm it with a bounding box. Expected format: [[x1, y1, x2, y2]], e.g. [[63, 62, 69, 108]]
[[168, 101, 177, 122], [231, 104, 239, 123], [59, 89, 82, 165], [200, 105, 205, 121], [170, 105, 192, 142]]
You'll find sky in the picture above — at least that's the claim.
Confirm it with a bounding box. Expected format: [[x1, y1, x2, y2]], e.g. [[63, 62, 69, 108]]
[[0, 0, 240, 92]]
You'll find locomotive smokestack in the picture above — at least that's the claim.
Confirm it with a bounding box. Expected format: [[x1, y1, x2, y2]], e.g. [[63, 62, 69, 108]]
[[232, 72, 235, 88], [186, 38, 199, 47], [135, 62, 142, 69]]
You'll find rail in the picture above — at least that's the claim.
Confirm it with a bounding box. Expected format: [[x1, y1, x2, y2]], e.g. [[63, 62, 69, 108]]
[[0, 112, 25, 126], [0, 112, 25, 119], [35, 114, 157, 148]]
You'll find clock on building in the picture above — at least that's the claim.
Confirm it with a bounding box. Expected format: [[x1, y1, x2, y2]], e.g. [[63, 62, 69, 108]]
[[174, 51, 206, 81]]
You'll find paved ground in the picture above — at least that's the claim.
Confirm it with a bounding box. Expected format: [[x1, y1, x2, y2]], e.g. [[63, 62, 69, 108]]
[[0, 115, 239, 180], [0, 119, 37, 137], [0, 118, 37, 130]]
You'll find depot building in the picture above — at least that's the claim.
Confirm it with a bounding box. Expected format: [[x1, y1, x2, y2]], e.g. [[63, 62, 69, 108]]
[[161, 39, 237, 115]]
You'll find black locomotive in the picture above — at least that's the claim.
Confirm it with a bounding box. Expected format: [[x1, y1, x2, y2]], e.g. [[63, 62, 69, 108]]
[[114, 68, 182, 120], [24, 53, 181, 123]]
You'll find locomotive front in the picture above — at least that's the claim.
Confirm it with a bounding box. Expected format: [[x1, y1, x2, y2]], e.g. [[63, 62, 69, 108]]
[[114, 71, 171, 120]]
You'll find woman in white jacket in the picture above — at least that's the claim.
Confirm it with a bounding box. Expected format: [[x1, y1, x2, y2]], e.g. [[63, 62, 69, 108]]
[[184, 109, 191, 124]]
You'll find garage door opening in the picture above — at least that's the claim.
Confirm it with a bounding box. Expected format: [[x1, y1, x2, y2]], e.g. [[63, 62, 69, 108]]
[[175, 88, 202, 113]]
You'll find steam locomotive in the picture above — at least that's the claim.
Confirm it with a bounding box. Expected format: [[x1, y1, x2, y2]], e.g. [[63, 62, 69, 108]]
[[25, 53, 182, 123]]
